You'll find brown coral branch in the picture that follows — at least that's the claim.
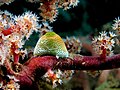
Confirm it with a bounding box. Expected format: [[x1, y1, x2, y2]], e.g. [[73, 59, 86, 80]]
[[10, 54, 120, 89]]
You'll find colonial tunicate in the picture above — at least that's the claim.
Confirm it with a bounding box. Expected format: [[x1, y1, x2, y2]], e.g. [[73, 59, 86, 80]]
[[34, 32, 69, 58]]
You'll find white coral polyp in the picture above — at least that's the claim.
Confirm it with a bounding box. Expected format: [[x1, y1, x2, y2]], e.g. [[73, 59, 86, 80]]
[[92, 31, 117, 56], [43, 69, 74, 88], [0, 10, 41, 64]]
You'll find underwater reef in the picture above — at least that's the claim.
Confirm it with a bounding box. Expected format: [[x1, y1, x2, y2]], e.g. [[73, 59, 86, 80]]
[[0, 0, 120, 90]]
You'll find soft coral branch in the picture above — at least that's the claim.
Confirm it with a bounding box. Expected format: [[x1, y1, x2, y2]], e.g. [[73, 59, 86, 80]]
[[56, 54, 120, 70], [10, 42, 20, 64], [4, 54, 119, 89]]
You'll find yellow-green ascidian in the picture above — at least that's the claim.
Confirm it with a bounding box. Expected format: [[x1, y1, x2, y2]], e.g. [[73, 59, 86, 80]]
[[34, 32, 69, 58]]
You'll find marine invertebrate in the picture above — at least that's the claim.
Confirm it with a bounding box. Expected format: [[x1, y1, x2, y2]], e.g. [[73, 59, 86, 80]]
[[33, 32, 77, 87], [92, 31, 116, 57], [112, 17, 120, 33], [27, 0, 79, 22], [0, 0, 14, 6], [11, 54, 120, 90], [34, 31, 69, 58], [0, 73, 20, 90], [0, 11, 40, 66], [64, 36, 82, 54], [1, 1, 120, 90]]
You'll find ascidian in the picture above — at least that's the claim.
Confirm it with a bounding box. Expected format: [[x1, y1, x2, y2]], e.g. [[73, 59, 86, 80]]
[[34, 32, 69, 58]]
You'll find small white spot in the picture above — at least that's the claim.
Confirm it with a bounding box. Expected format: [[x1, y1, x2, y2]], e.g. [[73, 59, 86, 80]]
[[56, 55, 59, 59], [82, 62, 85, 65]]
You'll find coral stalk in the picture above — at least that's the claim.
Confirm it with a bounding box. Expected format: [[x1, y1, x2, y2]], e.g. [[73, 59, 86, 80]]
[[2, 28, 13, 36], [11, 42, 19, 64], [4, 54, 120, 89], [13, 53, 19, 64], [56, 54, 120, 70]]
